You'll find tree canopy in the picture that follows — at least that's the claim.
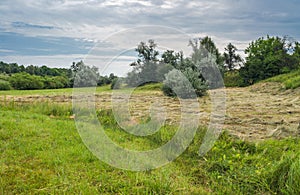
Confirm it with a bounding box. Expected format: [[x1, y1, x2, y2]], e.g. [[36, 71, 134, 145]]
[[240, 36, 299, 85], [223, 43, 243, 71], [0, 61, 118, 90]]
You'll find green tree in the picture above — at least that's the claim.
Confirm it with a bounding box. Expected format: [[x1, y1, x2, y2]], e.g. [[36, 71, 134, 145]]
[[162, 40, 210, 98], [293, 42, 300, 66], [188, 37, 224, 89], [190, 37, 223, 66], [126, 40, 160, 86], [71, 61, 99, 87], [9, 73, 45, 90], [223, 43, 243, 71], [0, 80, 12, 90], [161, 50, 183, 68], [240, 36, 299, 85]]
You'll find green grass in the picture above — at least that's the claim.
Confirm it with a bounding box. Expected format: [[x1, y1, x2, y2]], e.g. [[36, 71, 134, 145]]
[[0, 85, 112, 96], [266, 69, 300, 89], [1, 102, 300, 194], [0, 83, 163, 97], [136, 83, 163, 91]]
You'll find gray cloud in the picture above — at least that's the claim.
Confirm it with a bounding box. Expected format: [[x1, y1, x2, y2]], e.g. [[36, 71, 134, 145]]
[[1, 0, 299, 41], [0, 0, 299, 71]]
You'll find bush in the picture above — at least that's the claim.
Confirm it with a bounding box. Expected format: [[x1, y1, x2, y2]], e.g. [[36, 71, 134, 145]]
[[0, 80, 12, 90], [0, 74, 10, 81], [162, 69, 207, 98], [224, 71, 245, 87], [111, 78, 121, 90], [43, 76, 70, 89], [9, 73, 44, 90]]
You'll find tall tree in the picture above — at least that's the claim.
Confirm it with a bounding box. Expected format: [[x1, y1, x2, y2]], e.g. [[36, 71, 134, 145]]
[[127, 40, 160, 86], [161, 50, 183, 68], [196, 37, 223, 65], [223, 43, 243, 71], [131, 39, 159, 67], [240, 36, 299, 85], [293, 42, 300, 65], [71, 61, 99, 87], [189, 36, 224, 71]]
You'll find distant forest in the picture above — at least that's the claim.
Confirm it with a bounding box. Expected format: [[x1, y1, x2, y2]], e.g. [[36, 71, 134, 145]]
[[0, 61, 117, 90]]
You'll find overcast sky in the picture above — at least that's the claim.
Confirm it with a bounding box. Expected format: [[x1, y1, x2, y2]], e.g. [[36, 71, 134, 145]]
[[0, 0, 299, 75]]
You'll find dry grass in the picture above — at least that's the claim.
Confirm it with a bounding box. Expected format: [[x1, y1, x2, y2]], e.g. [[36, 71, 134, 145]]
[[1, 82, 300, 141]]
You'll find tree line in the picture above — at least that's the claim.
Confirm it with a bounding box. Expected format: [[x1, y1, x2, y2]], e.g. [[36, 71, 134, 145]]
[[1, 35, 299, 94], [0, 61, 117, 90], [123, 35, 300, 98]]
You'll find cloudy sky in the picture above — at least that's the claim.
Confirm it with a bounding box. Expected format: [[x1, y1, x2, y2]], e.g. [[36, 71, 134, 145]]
[[0, 0, 299, 75]]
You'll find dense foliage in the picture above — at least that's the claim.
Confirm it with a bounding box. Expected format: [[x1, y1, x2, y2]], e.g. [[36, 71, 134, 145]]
[[0, 80, 12, 90], [126, 37, 224, 98], [223, 43, 244, 71], [0, 61, 118, 90], [240, 36, 300, 85], [127, 35, 300, 95]]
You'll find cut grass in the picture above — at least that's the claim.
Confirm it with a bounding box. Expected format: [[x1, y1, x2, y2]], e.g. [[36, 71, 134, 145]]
[[1, 101, 300, 194], [266, 69, 300, 89]]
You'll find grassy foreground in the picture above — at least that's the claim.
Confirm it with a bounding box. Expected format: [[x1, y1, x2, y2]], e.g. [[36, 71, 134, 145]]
[[1, 102, 300, 194]]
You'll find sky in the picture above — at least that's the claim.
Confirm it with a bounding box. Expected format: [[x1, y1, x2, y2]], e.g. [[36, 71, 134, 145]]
[[0, 0, 299, 76]]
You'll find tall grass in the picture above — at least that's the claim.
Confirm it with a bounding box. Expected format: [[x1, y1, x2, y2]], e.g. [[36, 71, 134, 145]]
[[1, 102, 300, 194], [267, 153, 300, 194], [266, 69, 300, 89], [0, 101, 73, 117]]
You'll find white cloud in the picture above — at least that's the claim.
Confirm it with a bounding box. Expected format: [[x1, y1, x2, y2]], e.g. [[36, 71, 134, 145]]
[[0, 49, 15, 53]]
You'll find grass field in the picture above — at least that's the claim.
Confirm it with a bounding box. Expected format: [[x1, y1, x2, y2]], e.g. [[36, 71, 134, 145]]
[[1, 100, 300, 194], [1, 81, 300, 194], [0, 85, 112, 96]]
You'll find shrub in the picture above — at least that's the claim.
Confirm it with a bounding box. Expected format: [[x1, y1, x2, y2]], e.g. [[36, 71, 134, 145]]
[[111, 78, 121, 90], [224, 71, 245, 87], [0, 74, 10, 81], [43, 76, 70, 89], [0, 80, 12, 90], [162, 69, 207, 98], [9, 73, 44, 90]]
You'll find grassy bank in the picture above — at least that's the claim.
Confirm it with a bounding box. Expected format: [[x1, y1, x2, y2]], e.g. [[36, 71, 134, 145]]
[[0, 102, 300, 194], [266, 69, 300, 89]]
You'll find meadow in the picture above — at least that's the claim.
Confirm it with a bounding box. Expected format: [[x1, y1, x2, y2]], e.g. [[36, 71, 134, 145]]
[[1, 81, 300, 194]]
